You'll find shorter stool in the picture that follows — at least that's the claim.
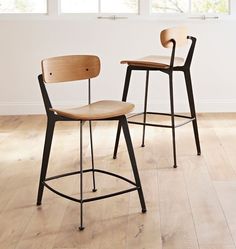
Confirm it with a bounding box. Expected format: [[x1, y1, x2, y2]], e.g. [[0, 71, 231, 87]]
[[36, 55, 146, 230]]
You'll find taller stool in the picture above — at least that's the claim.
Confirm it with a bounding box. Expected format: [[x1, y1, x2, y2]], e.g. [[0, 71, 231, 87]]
[[113, 27, 201, 168], [36, 55, 146, 230]]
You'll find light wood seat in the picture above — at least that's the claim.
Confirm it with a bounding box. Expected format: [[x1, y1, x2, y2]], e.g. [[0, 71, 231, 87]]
[[50, 100, 134, 120], [121, 55, 185, 69]]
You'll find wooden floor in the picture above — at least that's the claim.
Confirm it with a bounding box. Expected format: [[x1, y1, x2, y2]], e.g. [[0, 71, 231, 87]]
[[1, 113, 236, 249]]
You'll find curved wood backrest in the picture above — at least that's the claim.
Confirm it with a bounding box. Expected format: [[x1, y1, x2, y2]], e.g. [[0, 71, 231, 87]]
[[160, 26, 188, 48], [42, 55, 101, 83]]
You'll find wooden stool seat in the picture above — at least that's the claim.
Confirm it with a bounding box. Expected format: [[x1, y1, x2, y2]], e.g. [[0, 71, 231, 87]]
[[121, 55, 185, 69], [50, 100, 134, 120]]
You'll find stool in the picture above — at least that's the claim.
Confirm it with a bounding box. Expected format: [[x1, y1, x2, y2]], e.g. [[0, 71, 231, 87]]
[[36, 55, 146, 230], [113, 27, 201, 168]]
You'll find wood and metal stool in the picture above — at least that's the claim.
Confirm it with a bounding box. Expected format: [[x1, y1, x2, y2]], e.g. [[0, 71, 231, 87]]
[[36, 55, 146, 230], [113, 27, 201, 168]]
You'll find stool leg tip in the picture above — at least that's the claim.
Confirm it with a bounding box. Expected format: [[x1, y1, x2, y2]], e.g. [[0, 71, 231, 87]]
[[92, 189, 97, 192], [197, 152, 201, 156], [142, 209, 147, 213], [141, 144, 145, 148], [79, 226, 85, 231], [173, 165, 177, 168], [113, 156, 117, 159]]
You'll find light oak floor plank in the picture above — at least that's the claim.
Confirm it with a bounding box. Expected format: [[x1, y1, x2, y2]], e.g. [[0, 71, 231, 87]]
[[158, 167, 199, 249], [214, 181, 236, 246], [180, 156, 235, 248]]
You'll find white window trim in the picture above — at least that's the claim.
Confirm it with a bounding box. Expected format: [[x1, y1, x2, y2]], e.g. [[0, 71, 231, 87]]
[[0, 0, 235, 21]]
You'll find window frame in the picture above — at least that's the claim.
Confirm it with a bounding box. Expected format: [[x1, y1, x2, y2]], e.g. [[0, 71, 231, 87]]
[[0, 0, 235, 20]]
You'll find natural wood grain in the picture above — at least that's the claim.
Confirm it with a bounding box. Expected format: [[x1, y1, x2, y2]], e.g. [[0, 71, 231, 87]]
[[214, 181, 236, 246], [160, 26, 188, 48], [121, 26, 188, 71], [42, 55, 100, 83], [121, 55, 184, 68], [180, 156, 235, 247], [214, 127, 236, 175], [1, 113, 236, 249], [42, 55, 135, 122], [200, 246, 236, 249], [126, 170, 162, 249], [200, 127, 236, 181], [14, 198, 69, 249], [158, 168, 199, 249], [51, 100, 134, 120]]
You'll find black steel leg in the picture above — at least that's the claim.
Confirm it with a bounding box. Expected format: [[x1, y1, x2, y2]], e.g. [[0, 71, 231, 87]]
[[79, 121, 85, 230], [169, 73, 177, 168], [120, 116, 146, 212], [113, 66, 132, 159], [37, 118, 55, 205], [113, 122, 122, 159], [89, 121, 97, 192], [142, 70, 150, 147], [184, 69, 201, 155]]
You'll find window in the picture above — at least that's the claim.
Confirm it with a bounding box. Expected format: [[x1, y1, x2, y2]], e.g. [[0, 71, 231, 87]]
[[151, 0, 229, 14], [0, 0, 232, 17], [0, 0, 47, 13], [191, 0, 229, 14], [61, 0, 139, 14]]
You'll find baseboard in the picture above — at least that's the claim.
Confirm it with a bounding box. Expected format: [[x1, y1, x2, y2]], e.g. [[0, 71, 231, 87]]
[[0, 99, 236, 115], [0, 102, 44, 115]]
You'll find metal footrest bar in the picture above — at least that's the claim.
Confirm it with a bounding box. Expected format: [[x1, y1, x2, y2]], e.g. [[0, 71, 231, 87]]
[[94, 169, 137, 186], [45, 168, 137, 186], [45, 169, 92, 181], [83, 187, 138, 203], [128, 120, 172, 128], [146, 111, 193, 119], [175, 118, 195, 128], [128, 111, 193, 120], [127, 111, 195, 129], [127, 112, 145, 119], [43, 168, 139, 204]]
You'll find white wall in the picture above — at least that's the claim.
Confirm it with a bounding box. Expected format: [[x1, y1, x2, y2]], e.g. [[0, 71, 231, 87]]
[[0, 18, 236, 115]]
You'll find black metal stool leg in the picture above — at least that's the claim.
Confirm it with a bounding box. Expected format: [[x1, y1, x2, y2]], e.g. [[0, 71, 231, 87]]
[[113, 66, 132, 159], [37, 118, 55, 205], [141, 70, 150, 147], [184, 69, 201, 155], [169, 72, 177, 168], [113, 121, 122, 159], [120, 116, 146, 213], [79, 121, 85, 231], [89, 121, 97, 192]]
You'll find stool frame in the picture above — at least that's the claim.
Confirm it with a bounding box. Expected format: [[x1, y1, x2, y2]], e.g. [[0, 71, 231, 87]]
[[113, 36, 201, 168], [37, 71, 146, 230]]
